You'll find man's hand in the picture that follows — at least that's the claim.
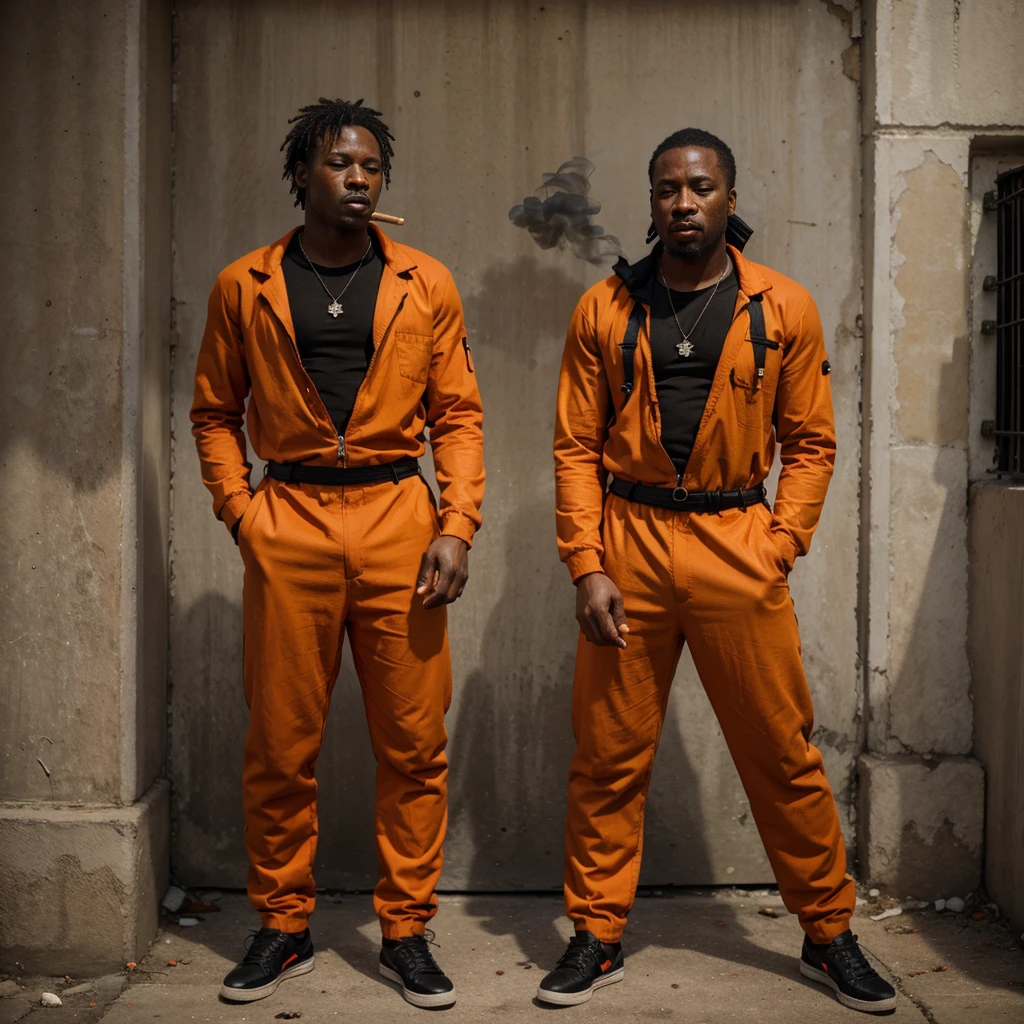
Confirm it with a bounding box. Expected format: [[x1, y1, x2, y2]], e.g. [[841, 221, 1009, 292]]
[[416, 536, 470, 608], [575, 572, 629, 648]]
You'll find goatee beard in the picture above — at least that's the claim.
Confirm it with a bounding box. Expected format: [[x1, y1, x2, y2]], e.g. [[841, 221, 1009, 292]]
[[664, 241, 705, 262]]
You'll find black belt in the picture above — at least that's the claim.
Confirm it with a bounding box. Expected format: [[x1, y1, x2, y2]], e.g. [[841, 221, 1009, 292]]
[[609, 477, 767, 513], [266, 456, 420, 486]]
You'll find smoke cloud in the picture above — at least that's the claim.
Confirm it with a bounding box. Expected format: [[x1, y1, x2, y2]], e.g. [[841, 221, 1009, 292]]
[[508, 157, 625, 265]]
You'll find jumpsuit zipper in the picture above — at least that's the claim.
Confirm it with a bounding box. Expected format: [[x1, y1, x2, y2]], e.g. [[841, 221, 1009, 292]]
[[339, 292, 408, 466]]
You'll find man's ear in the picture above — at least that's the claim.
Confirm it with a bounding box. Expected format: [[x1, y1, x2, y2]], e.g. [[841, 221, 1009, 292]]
[[294, 161, 309, 189], [728, 188, 737, 215]]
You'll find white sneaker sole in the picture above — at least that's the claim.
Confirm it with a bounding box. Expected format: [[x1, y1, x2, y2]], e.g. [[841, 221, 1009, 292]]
[[220, 955, 315, 1003], [379, 964, 456, 1008], [800, 961, 897, 1013], [536, 967, 624, 1006]]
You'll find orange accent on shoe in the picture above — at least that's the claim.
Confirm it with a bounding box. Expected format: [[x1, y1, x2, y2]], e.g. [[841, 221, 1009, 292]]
[[600, 960, 612, 973], [282, 953, 298, 969], [821, 962, 829, 973]]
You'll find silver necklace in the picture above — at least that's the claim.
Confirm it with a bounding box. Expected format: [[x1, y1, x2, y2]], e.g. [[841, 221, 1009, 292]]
[[298, 235, 373, 318], [659, 259, 730, 358]]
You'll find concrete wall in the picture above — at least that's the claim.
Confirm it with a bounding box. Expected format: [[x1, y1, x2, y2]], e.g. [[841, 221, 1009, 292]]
[[169, 0, 863, 891], [857, 0, 1024, 898], [0, 0, 172, 973], [969, 484, 1024, 930]]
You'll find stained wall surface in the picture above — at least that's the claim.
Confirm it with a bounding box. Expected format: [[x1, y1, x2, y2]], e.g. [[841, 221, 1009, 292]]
[[0, 0, 172, 972], [169, 0, 863, 890]]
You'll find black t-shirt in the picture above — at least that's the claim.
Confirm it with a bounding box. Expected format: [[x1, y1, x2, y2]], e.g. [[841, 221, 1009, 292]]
[[649, 261, 739, 475], [282, 231, 384, 436]]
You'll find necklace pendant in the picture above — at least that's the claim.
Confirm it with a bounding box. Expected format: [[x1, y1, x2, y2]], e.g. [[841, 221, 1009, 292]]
[[327, 301, 344, 318], [677, 339, 694, 358]]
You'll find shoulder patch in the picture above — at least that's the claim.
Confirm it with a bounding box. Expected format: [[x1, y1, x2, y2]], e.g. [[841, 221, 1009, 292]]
[[822, 359, 832, 376]]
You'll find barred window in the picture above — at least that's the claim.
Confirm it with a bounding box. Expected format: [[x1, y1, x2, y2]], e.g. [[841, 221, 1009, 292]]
[[984, 166, 1024, 474]]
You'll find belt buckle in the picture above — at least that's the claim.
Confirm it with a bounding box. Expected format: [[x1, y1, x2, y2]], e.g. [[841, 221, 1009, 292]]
[[671, 485, 689, 503]]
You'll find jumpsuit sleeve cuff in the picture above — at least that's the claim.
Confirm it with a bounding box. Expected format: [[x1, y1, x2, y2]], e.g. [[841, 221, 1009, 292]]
[[440, 511, 478, 548], [219, 491, 253, 535], [566, 549, 605, 583]]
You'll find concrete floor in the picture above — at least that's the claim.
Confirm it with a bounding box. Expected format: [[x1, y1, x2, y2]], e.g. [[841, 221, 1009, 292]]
[[2, 890, 1022, 1023]]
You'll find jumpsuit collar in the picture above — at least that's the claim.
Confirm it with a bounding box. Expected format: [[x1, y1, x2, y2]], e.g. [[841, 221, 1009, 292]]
[[613, 242, 772, 305], [251, 222, 418, 279]]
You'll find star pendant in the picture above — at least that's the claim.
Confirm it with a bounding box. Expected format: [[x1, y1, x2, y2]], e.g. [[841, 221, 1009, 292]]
[[327, 301, 344, 318], [676, 339, 694, 358]]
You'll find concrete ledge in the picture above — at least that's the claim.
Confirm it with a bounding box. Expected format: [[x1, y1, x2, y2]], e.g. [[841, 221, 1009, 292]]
[[0, 779, 169, 975], [857, 754, 983, 900]]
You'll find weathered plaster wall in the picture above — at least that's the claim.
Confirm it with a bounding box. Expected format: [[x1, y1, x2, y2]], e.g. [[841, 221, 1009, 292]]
[[969, 484, 1024, 930], [169, 0, 863, 890], [0, 0, 172, 973], [858, 0, 1024, 895]]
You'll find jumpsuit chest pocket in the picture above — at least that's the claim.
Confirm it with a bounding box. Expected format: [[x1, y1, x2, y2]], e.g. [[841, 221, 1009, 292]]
[[730, 345, 781, 429], [395, 331, 435, 384]]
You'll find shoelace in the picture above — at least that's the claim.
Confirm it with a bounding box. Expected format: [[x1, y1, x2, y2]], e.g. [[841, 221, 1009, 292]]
[[240, 929, 288, 973], [394, 935, 444, 976], [556, 938, 605, 974], [833, 935, 877, 981]]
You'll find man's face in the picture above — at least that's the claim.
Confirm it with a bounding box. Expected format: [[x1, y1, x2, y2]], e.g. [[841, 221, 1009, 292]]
[[295, 125, 383, 230], [650, 146, 736, 261]]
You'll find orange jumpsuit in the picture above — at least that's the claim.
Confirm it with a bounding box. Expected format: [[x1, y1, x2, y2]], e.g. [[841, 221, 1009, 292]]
[[191, 225, 484, 938], [554, 244, 854, 945]]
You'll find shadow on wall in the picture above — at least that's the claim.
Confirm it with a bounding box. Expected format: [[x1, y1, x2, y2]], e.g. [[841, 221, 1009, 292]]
[[169, 590, 249, 885]]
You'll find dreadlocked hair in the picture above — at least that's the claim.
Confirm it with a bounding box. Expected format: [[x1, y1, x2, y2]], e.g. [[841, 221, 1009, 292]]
[[281, 97, 395, 208]]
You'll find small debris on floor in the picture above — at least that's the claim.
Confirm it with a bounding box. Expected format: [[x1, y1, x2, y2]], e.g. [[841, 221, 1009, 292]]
[[946, 897, 966, 913], [870, 906, 903, 922], [972, 911, 986, 920], [274, 1013, 302, 1020], [167, 960, 178, 967], [935, 899, 947, 911], [868, 888, 880, 898], [182, 899, 221, 914], [125, 962, 137, 972], [0, 979, 22, 997], [40, 992, 62, 1007], [758, 907, 779, 918], [908, 965, 949, 977], [162, 885, 187, 913], [495, 969, 504, 975], [177, 916, 200, 927]]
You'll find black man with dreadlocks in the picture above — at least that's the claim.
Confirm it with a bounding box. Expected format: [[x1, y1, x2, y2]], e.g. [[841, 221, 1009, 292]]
[[538, 129, 895, 1013], [191, 98, 484, 1009]]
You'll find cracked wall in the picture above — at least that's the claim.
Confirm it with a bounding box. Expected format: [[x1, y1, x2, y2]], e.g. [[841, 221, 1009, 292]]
[[859, 0, 1024, 897], [169, 0, 863, 890]]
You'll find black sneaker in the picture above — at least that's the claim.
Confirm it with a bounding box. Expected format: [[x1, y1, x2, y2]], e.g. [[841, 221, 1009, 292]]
[[536, 930, 624, 1006], [800, 930, 897, 1014], [379, 934, 456, 1008], [219, 927, 315, 1002]]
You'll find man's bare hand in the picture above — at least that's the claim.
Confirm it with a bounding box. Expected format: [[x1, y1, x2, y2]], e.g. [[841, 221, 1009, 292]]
[[575, 572, 629, 648], [416, 536, 470, 608]]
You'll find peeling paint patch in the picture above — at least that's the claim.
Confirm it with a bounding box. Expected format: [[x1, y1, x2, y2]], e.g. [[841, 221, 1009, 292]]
[[841, 41, 861, 84], [892, 151, 969, 446]]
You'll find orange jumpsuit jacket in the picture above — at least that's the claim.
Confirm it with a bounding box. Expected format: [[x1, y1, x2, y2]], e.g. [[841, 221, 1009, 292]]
[[191, 224, 485, 544], [554, 244, 835, 581]]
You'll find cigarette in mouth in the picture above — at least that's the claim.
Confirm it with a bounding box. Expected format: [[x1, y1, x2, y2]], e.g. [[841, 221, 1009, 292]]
[[371, 212, 405, 226]]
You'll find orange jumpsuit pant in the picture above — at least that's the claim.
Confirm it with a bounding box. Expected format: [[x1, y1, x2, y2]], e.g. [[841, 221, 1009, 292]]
[[564, 494, 855, 945], [238, 471, 450, 939]]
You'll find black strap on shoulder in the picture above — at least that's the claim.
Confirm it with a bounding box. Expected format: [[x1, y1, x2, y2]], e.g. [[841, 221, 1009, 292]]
[[619, 301, 647, 400], [746, 295, 780, 393]]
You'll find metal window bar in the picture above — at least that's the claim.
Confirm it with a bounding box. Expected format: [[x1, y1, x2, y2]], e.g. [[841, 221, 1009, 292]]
[[985, 166, 1024, 473]]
